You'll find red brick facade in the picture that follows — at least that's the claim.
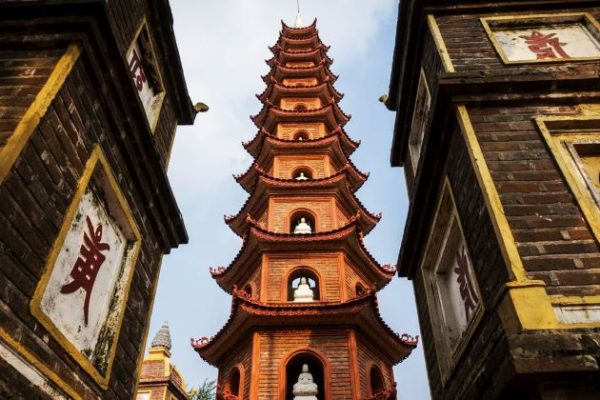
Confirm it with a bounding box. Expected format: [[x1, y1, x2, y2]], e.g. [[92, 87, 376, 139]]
[[193, 19, 417, 400]]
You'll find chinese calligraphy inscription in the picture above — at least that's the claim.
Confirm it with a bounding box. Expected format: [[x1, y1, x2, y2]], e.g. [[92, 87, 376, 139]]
[[59, 216, 110, 325], [454, 246, 480, 321], [493, 23, 600, 62]]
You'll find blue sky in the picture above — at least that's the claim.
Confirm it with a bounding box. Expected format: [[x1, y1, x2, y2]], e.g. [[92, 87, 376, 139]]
[[148, 1, 431, 398]]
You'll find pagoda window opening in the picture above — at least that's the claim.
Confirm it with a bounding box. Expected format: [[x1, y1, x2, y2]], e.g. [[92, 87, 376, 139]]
[[369, 365, 385, 396], [224, 366, 242, 398], [285, 352, 325, 400], [293, 167, 313, 181], [287, 269, 320, 302], [355, 282, 366, 297], [243, 283, 253, 297], [294, 130, 310, 141], [294, 103, 308, 112], [290, 210, 316, 234]]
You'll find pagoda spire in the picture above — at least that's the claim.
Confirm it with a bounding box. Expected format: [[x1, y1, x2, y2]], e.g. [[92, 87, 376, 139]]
[[294, 0, 304, 27]]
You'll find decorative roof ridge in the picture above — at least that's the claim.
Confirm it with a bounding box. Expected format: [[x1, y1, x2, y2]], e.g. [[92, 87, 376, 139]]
[[250, 102, 351, 129], [242, 128, 359, 161], [233, 162, 264, 183], [269, 42, 330, 56], [209, 219, 377, 280], [266, 54, 333, 70], [281, 18, 318, 33], [255, 81, 344, 104], [261, 62, 339, 84], [225, 169, 348, 225], [191, 288, 418, 362]]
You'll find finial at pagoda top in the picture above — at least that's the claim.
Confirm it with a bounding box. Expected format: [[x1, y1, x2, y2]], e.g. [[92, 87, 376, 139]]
[[294, 0, 304, 27], [151, 321, 172, 351]]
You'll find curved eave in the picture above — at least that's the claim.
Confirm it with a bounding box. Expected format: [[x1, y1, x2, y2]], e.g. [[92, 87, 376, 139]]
[[211, 221, 394, 293], [270, 33, 330, 55], [280, 18, 318, 37], [226, 171, 380, 236], [262, 63, 338, 85], [257, 81, 343, 105], [267, 45, 332, 67], [244, 126, 359, 159], [251, 103, 350, 132], [237, 134, 366, 194], [191, 291, 417, 366]]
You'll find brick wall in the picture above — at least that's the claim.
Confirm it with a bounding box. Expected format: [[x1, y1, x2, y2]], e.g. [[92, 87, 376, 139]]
[[257, 330, 353, 399], [276, 122, 325, 140], [273, 155, 331, 179], [0, 56, 166, 399], [264, 254, 341, 302]]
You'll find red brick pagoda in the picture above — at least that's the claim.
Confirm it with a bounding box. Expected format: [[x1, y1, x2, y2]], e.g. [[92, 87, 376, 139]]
[[192, 17, 417, 400]]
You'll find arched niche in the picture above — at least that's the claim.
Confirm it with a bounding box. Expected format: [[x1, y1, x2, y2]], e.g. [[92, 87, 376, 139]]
[[355, 282, 366, 297], [223, 365, 244, 398], [369, 364, 385, 396], [292, 166, 313, 181], [289, 209, 317, 235], [286, 267, 321, 302], [282, 350, 327, 400], [293, 130, 310, 141], [243, 283, 253, 298], [294, 103, 308, 112]]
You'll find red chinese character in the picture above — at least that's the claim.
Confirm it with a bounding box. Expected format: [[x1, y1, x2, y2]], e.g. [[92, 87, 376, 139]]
[[128, 49, 147, 92], [454, 246, 479, 320], [519, 30, 570, 60], [60, 216, 110, 325]]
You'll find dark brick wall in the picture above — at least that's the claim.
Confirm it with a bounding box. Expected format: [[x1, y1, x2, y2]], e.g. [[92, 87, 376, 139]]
[[435, 8, 600, 76], [0, 54, 167, 399], [469, 104, 600, 298], [413, 121, 513, 400]]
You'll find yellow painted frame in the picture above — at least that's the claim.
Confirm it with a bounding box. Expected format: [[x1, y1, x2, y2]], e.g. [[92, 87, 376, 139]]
[[481, 13, 600, 65], [0, 327, 82, 399], [419, 177, 485, 384], [457, 104, 600, 330], [126, 18, 166, 133], [426, 15, 455, 73], [30, 145, 142, 389], [0, 43, 81, 184]]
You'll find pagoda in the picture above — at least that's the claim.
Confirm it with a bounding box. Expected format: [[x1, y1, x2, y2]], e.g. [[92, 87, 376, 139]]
[[192, 16, 417, 400]]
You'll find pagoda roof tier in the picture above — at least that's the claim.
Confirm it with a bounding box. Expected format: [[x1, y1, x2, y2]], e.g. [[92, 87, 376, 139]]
[[257, 81, 343, 105], [225, 170, 381, 236], [236, 134, 368, 194], [251, 102, 350, 132], [209, 220, 395, 293], [191, 290, 418, 366], [243, 126, 358, 159], [270, 32, 330, 54], [280, 19, 318, 38], [267, 45, 333, 67], [262, 62, 338, 85]]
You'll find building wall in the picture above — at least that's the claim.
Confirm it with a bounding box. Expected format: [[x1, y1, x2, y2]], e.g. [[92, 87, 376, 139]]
[[256, 330, 353, 400]]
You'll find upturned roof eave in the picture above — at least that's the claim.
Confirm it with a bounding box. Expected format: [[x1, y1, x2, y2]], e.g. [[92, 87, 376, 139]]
[[226, 172, 379, 236], [211, 221, 394, 293], [192, 291, 417, 366], [257, 81, 343, 105], [251, 103, 350, 132], [238, 132, 363, 191]]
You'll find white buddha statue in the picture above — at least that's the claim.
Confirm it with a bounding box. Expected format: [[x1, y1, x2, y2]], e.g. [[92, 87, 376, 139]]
[[293, 277, 314, 302], [293, 217, 312, 234], [292, 364, 318, 400], [295, 172, 309, 181]]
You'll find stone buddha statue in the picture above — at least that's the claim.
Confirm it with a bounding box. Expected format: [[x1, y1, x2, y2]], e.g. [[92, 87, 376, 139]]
[[293, 277, 315, 302], [295, 172, 309, 181], [292, 364, 318, 400], [293, 217, 312, 234]]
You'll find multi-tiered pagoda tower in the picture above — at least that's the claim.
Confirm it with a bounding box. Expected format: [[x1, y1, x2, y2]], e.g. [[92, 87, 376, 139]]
[[192, 18, 417, 400]]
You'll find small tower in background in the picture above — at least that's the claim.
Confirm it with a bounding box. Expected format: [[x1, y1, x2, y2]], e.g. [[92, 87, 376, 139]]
[[136, 323, 191, 400]]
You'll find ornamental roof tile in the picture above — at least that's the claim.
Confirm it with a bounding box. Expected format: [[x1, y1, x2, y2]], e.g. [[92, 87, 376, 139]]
[[225, 169, 380, 236], [191, 289, 418, 366]]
